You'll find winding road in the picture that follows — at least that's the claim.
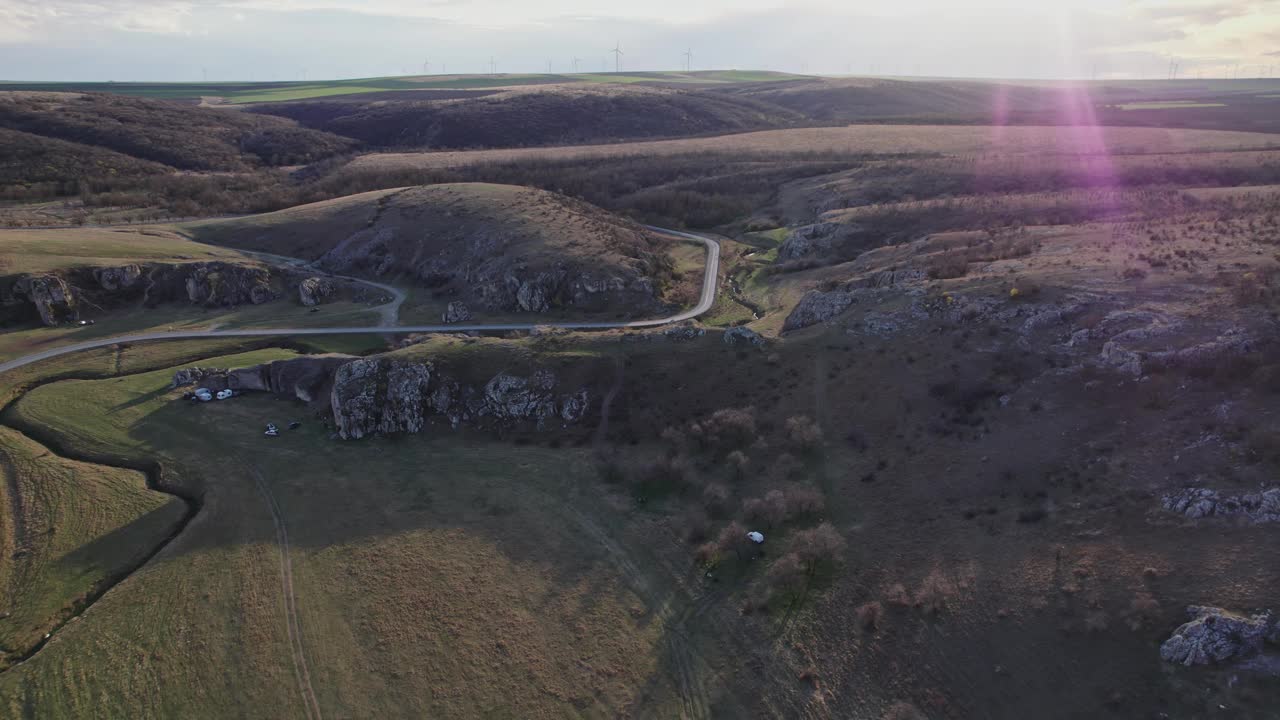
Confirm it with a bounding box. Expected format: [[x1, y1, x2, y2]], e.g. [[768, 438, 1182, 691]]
[[0, 227, 719, 375]]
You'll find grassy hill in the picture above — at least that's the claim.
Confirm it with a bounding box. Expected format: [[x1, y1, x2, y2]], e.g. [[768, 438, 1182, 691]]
[[186, 183, 691, 318], [0, 92, 354, 172], [252, 84, 805, 150]]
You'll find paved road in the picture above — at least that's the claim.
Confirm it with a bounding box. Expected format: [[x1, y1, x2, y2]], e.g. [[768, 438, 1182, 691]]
[[0, 228, 720, 375]]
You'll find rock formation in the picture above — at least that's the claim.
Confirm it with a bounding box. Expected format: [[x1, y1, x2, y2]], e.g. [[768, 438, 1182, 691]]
[[298, 277, 335, 306], [443, 301, 472, 324], [783, 290, 854, 332], [1160, 606, 1278, 666], [12, 275, 78, 326], [320, 357, 593, 439], [723, 326, 765, 347], [1161, 487, 1280, 524]]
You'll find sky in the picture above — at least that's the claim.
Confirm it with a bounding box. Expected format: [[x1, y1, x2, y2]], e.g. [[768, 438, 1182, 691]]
[[0, 0, 1277, 82]]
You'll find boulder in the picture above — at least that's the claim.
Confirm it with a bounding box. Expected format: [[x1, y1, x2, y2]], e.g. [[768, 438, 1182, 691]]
[[15, 275, 77, 326], [1160, 606, 1276, 666], [1100, 341, 1143, 376], [443, 301, 472, 324], [723, 326, 765, 347], [783, 290, 854, 332], [298, 277, 335, 307]]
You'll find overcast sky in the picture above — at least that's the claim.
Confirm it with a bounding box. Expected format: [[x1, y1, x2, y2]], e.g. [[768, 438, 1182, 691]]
[[1, 0, 1277, 82]]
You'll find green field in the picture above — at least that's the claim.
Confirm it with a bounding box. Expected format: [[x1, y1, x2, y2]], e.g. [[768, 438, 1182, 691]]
[[0, 228, 251, 275], [0, 347, 693, 718], [0, 70, 807, 104], [0, 427, 186, 671]]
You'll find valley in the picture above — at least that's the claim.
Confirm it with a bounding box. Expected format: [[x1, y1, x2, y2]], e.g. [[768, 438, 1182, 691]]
[[1, 65, 1279, 720]]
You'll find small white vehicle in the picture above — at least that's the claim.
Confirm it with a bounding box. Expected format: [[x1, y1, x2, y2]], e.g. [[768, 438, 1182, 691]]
[[747, 531, 765, 544]]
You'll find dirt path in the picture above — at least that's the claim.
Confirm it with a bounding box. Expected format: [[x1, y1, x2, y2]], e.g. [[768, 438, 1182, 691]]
[[563, 499, 716, 719], [246, 466, 323, 720]]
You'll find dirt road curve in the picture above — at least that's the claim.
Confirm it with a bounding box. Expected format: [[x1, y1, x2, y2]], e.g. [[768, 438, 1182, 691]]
[[0, 228, 719, 376]]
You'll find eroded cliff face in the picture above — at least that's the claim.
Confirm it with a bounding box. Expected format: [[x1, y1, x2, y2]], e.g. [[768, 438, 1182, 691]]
[[2, 262, 346, 327], [316, 224, 662, 316], [174, 354, 595, 440], [330, 357, 591, 439]]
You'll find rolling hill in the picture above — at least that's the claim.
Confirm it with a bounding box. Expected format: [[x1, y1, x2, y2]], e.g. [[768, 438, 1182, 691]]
[[186, 183, 686, 317]]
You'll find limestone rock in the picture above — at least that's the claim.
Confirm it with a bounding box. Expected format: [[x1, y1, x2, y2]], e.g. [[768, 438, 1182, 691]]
[[14, 275, 77, 326], [559, 388, 590, 423], [1161, 487, 1280, 524], [443, 301, 472, 324], [783, 290, 854, 332], [183, 263, 278, 307], [664, 323, 705, 341], [483, 373, 558, 425], [94, 265, 143, 292], [723, 326, 765, 347], [778, 223, 839, 261], [298, 277, 335, 307], [1160, 606, 1276, 666], [1100, 341, 1143, 376]]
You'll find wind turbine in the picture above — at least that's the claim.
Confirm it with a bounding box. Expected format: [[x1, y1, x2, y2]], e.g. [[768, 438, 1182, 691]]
[[423, 59, 430, 74], [683, 48, 692, 73], [612, 42, 624, 73], [571, 57, 581, 73]]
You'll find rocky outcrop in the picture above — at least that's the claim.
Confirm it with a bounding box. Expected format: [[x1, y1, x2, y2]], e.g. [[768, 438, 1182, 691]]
[[1161, 487, 1280, 524], [298, 277, 335, 306], [724, 326, 765, 347], [94, 265, 143, 292], [183, 264, 277, 306], [664, 323, 705, 341], [329, 358, 592, 439], [783, 290, 854, 332], [13, 275, 77, 326], [443, 301, 471, 324], [778, 223, 840, 261], [1160, 606, 1278, 666]]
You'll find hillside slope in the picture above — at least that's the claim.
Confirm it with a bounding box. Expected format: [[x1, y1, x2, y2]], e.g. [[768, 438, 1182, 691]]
[[0, 92, 355, 171], [251, 84, 804, 150], [187, 184, 681, 316]]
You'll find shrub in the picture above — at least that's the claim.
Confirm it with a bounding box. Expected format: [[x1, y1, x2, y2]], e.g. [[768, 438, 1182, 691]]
[[690, 407, 758, 454], [782, 485, 825, 517], [784, 415, 824, 452], [695, 521, 752, 566], [743, 489, 789, 528], [791, 522, 846, 573], [762, 552, 808, 601], [856, 601, 884, 632]]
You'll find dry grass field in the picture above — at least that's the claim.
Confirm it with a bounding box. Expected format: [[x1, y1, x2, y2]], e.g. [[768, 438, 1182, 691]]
[[347, 124, 1280, 173]]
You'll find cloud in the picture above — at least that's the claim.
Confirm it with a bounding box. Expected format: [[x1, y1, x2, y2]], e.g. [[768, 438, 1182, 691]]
[[1137, 0, 1256, 27]]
